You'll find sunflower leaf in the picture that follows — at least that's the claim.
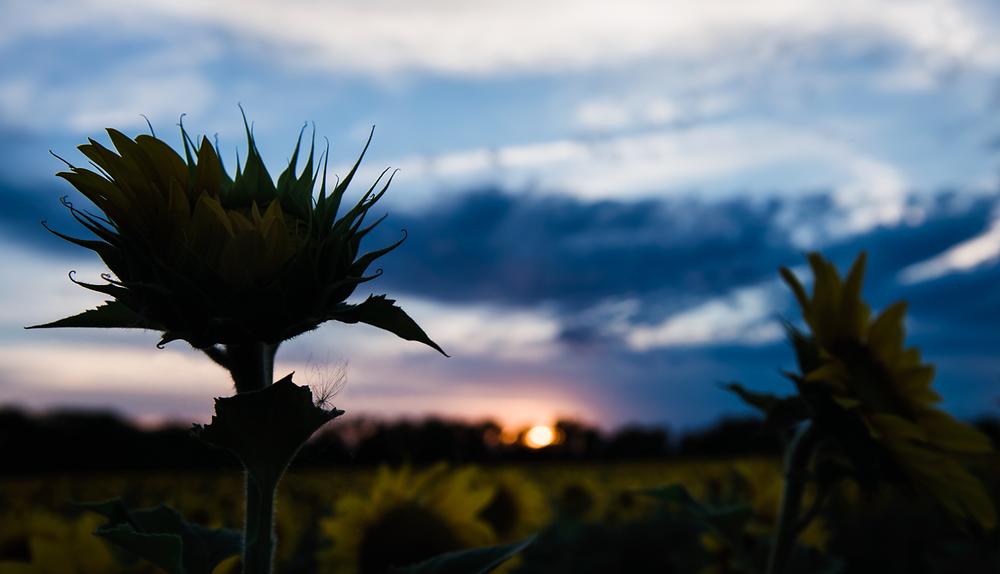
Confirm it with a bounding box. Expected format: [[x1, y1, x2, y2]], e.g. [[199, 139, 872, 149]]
[[26, 301, 162, 330], [390, 536, 536, 574], [95, 525, 185, 574], [78, 498, 241, 574], [329, 295, 447, 356], [192, 373, 343, 490]]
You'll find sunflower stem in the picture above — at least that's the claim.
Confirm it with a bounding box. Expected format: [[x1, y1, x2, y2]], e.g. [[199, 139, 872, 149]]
[[243, 476, 278, 574], [227, 342, 278, 393], [766, 422, 818, 574], [225, 342, 281, 574]]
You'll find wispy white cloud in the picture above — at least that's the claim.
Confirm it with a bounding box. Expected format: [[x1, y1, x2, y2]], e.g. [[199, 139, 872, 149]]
[[386, 121, 897, 192], [899, 212, 1000, 283], [0, 41, 217, 132], [573, 96, 734, 133], [621, 282, 785, 351]]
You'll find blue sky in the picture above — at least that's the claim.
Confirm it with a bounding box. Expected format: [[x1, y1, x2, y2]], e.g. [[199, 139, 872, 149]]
[[2, 0, 1000, 429]]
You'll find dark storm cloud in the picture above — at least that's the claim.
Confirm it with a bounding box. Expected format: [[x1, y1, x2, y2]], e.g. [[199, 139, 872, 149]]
[[0, 125, 85, 252], [362, 187, 1000, 421], [0, 179, 80, 253], [369, 188, 1000, 317], [371, 189, 798, 308], [822, 194, 995, 294]]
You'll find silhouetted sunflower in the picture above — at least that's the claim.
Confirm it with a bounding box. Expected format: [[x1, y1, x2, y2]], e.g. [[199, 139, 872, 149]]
[[318, 465, 496, 574], [31, 117, 442, 356], [476, 469, 550, 540], [552, 476, 605, 523], [782, 252, 995, 529]]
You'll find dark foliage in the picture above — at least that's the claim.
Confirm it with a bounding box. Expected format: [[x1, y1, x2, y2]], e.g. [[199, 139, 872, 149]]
[[4, 407, 990, 472], [676, 417, 783, 457], [0, 408, 235, 473]]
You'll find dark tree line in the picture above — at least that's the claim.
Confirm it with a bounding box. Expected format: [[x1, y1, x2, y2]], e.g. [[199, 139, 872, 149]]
[[2, 407, 996, 473]]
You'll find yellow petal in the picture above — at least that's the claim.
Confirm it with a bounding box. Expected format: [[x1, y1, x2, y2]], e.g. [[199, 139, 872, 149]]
[[868, 302, 907, 358], [917, 409, 994, 454]]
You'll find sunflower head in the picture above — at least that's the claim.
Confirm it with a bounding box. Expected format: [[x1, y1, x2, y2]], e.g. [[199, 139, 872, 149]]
[[30, 116, 443, 354], [319, 464, 496, 574], [781, 252, 996, 529], [552, 476, 605, 523], [476, 469, 550, 540], [781, 252, 941, 415]]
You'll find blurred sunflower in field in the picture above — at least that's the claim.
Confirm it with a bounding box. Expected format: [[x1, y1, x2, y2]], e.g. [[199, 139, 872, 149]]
[[31, 117, 442, 358], [781, 252, 996, 529], [552, 476, 605, 523], [476, 468, 550, 540], [318, 464, 496, 574], [603, 488, 656, 525], [0, 511, 118, 574]]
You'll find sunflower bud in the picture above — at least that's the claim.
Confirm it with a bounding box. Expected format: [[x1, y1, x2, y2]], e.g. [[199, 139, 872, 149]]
[[29, 116, 444, 355]]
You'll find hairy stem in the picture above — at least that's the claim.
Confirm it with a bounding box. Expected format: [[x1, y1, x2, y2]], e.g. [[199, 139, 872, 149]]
[[225, 341, 280, 574], [243, 476, 277, 574], [227, 342, 278, 393], [766, 422, 819, 574]]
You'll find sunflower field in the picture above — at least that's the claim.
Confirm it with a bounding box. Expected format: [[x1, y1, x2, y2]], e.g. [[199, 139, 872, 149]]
[[2, 455, 998, 573]]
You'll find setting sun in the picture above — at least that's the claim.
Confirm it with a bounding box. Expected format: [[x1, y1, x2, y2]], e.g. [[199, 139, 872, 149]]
[[524, 425, 556, 449]]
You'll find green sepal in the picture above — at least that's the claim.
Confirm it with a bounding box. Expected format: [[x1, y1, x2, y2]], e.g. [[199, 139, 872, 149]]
[[329, 295, 447, 356], [78, 498, 241, 574], [226, 109, 276, 208], [722, 382, 810, 428], [192, 373, 343, 490], [784, 322, 823, 375], [26, 300, 162, 330], [390, 536, 535, 574]]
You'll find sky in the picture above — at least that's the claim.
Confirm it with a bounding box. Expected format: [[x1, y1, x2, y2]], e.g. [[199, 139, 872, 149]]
[[2, 0, 1000, 430]]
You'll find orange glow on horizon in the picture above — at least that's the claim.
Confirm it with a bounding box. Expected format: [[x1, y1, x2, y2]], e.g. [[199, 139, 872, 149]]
[[524, 424, 556, 449]]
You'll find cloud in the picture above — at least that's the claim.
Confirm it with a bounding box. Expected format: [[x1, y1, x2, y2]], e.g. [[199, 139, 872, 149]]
[[4, 0, 998, 213], [8, 1, 1000, 79], [366, 189, 797, 309], [0, 238, 112, 336], [0, 40, 216, 133], [372, 120, 921, 246], [623, 282, 785, 350], [573, 96, 735, 133], [899, 212, 1000, 283], [369, 188, 999, 310]]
